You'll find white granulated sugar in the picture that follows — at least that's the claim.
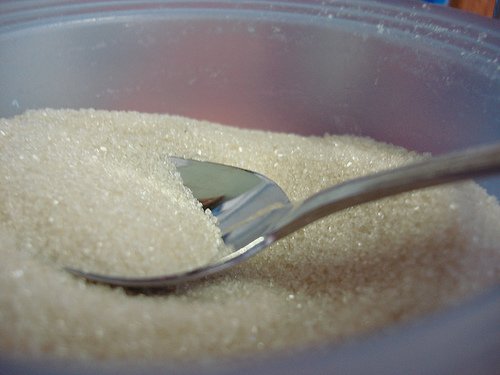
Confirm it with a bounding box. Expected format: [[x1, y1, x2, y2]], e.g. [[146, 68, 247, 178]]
[[0, 110, 227, 276], [1, 109, 499, 362]]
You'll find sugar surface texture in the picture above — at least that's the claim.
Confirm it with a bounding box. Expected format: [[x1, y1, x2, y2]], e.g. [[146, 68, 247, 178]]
[[1, 109, 499, 362], [0, 110, 230, 276]]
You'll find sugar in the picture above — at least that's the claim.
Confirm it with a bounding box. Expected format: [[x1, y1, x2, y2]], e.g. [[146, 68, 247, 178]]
[[0, 109, 499, 362], [0, 110, 227, 277]]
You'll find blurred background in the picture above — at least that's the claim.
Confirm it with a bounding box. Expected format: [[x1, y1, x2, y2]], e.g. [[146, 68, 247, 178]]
[[426, 0, 497, 16], [450, 0, 496, 16]]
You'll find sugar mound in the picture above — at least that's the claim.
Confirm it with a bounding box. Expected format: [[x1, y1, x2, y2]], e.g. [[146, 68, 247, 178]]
[[0, 109, 499, 362], [0, 110, 227, 276]]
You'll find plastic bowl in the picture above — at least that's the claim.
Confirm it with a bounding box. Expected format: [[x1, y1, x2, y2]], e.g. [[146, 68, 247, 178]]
[[0, 1, 499, 374]]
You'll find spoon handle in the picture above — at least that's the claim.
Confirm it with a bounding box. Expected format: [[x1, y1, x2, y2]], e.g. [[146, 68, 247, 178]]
[[271, 143, 500, 240]]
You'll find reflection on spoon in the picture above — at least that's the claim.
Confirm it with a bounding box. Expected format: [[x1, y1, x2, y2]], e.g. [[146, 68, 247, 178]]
[[67, 143, 500, 288]]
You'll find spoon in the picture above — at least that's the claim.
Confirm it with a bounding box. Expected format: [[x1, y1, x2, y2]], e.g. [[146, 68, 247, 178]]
[[67, 143, 500, 288]]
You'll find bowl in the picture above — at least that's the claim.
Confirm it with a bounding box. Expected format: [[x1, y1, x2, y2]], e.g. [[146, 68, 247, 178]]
[[1, 1, 499, 374]]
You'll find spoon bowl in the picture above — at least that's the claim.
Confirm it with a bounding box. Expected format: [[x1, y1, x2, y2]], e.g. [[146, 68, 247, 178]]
[[67, 143, 500, 288]]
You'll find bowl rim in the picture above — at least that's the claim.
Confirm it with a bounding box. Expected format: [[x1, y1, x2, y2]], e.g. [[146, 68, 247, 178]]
[[1, 1, 498, 78]]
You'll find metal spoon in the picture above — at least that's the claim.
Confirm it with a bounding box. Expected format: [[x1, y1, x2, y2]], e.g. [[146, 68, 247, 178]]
[[67, 143, 500, 288]]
